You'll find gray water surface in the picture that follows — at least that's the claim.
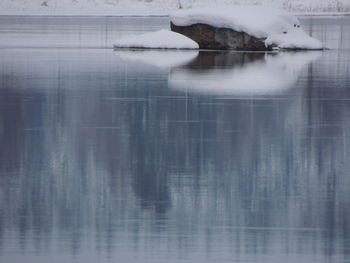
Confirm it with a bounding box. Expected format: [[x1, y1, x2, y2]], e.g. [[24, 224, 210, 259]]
[[0, 16, 350, 263]]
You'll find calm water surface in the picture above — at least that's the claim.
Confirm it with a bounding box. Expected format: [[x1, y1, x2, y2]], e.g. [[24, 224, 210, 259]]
[[0, 16, 349, 263]]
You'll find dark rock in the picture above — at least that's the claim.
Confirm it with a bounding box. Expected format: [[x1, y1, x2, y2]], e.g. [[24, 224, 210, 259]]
[[170, 22, 274, 51]]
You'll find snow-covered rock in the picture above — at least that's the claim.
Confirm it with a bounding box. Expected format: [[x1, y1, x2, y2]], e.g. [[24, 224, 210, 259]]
[[114, 29, 199, 49], [170, 5, 323, 50], [170, 23, 272, 50]]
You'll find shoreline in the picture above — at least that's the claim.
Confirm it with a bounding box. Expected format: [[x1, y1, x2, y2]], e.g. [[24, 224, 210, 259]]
[[0, 13, 350, 17]]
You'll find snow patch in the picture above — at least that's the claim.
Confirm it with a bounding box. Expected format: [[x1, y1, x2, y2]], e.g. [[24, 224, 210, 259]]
[[265, 28, 323, 49], [114, 29, 199, 49], [115, 50, 199, 68], [170, 5, 323, 49]]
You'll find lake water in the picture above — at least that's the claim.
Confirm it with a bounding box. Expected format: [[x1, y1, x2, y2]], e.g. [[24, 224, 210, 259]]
[[0, 16, 349, 263]]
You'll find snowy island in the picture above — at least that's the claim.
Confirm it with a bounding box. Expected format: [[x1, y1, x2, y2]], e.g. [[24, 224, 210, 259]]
[[114, 29, 199, 49], [114, 5, 323, 51]]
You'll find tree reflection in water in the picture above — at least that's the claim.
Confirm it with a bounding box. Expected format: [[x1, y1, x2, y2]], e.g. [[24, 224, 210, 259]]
[[0, 43, 349, 263]]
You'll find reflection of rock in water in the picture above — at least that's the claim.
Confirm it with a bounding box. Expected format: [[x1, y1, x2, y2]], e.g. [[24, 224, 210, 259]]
[[170, 51, 321, 96], [180, 51, 265, 70]]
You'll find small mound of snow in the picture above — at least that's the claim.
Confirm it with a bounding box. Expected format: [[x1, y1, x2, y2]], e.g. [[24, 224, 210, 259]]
[[114, 29, 199, 50], [265, 29, 323, 49], [115, 50, 198, 68], [170, 5, 323, 50]]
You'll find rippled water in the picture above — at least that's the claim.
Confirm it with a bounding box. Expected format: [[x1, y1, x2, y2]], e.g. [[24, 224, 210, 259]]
[[0, 16, 349, 263]]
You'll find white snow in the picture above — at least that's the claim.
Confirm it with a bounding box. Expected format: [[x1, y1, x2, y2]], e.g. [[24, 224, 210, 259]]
[[170, 5, 323, 49], [169, 51, 322, 96], [115, 50, 198, 68], [265, 29, 323, 49], [114, 29, 199, 50]]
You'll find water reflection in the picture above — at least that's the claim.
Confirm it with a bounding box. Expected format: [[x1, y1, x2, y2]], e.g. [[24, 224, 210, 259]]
[[115, 50, 321, 96], [169, 51, 321, 96], [0, 18, 350, 263]]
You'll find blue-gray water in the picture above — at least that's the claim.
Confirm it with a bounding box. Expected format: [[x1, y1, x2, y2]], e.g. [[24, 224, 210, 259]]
[[0, 16, 349, 263]]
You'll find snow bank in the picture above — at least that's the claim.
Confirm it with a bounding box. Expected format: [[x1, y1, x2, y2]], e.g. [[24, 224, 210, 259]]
[[265, 29, 323, 49], [114, 30, 199, 50], [169, 51, 322, 96], [170, 5, 323, 49], [115, 50, 198, 68]]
